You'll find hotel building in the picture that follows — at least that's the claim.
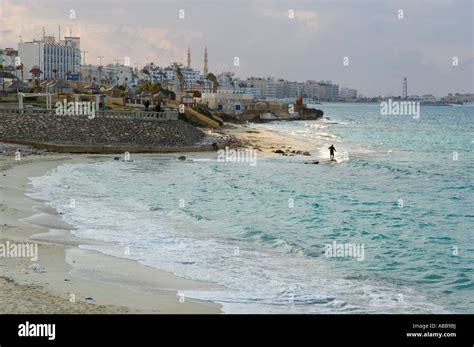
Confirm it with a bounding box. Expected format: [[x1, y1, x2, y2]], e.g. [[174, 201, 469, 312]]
[[18, 36, 81, 80]]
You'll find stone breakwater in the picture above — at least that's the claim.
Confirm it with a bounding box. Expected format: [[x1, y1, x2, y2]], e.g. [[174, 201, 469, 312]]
[[0, 113, 208, 150]]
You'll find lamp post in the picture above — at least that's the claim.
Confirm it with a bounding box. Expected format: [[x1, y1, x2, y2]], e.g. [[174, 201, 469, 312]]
[[34, 42, 42, 91], [36, 41, 41, 81], [100, 86, 106, 112], [0, 61, 5, 96]]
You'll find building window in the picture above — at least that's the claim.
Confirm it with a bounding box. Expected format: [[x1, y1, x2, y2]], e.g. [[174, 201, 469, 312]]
[[217, 104, 223, 110], [235, 104, 241, 111]]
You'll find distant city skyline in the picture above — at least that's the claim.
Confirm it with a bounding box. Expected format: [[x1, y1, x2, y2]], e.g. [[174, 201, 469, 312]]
[[1, 0, 472, 97]]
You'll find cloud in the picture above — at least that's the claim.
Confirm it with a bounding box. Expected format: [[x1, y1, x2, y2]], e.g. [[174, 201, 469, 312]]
[[259, 8, 320, 32], [1, 0, 204, 67], [1, 0, 472, 96]]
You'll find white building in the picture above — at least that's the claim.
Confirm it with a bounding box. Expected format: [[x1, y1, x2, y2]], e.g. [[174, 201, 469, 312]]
[[143, 63, 165, 83], [18, 36, 81, 80], [317, 81, 339, 101], [245, 77, 307, 100], [107, 64, 133, 86], [421, 94, 437, 103], [239, 86, 260, 99], [199, 90, 254, 115], [145, 63, 207, 92], [81, 64, 133, 86], [181, 66, 202, 88], [217, 71, 236, 90], [303, 80, 320, 100], [339, 87, 357, 99], [162, 64, 203, 89], [133, 67, 151, 84], [266, 79, 277, 99], [246, 78, 268, 99], [0, 48, 18, 68]]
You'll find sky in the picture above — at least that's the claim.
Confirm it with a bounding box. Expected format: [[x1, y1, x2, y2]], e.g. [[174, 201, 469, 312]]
[[0, 0, 472, 97]]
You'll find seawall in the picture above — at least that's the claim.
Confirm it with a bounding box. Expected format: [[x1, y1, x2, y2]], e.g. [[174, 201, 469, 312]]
[[0, 112, 208, 152]]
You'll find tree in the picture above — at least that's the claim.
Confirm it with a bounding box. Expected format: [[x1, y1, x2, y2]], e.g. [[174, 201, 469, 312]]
[[226, 72, 235, 88], [101, 75, 110, 86], [143, 81, 152, 94], [29, 66, 42, 92], [196, 80, 204, 91], [152, 82, 162, 94], [173, 63, 185, 93], [158, 69, 168, 90], [205, 72, 219, 93], [51, 68, 58, 93], [131, 69, 138, 81], [158, 88, 175, 100]]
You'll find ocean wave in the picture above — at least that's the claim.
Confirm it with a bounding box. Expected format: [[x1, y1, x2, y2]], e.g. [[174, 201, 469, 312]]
[[25, 115, 473, 313], [323, 119, 349, 125]]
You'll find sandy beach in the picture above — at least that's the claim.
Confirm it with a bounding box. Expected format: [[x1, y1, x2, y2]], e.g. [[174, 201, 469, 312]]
[[226, 123, 317, 155], [0, 153, 225, 313], [0, 124, 315, 314]]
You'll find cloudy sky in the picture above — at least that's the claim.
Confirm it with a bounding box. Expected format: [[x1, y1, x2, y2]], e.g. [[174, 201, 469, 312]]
[[1, 0, 472, 96]]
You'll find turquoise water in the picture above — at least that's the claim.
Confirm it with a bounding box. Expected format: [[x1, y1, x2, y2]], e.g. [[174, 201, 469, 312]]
[[30, 103, 473, 313]]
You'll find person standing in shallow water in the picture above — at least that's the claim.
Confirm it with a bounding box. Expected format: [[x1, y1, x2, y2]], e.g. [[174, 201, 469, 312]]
[[328, 144, 337, 161]]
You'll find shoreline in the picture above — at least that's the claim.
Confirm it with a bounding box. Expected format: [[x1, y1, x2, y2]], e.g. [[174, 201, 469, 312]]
[[225, 123, 318, 155], [0, 154, 221, 313], [0, 123, 319, 314], [0, 139, 233, 154]]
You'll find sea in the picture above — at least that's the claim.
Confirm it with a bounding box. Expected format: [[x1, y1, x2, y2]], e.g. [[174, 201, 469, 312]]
[[29, 103, 474, 313]]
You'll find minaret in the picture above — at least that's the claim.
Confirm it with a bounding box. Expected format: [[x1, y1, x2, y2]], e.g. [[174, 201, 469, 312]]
[[203, 47, 208, 76], [187, 47, 191, 68]]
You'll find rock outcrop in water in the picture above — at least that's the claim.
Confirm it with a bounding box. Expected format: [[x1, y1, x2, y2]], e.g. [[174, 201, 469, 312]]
[[220, 96, 324, 123], [272, 147, 311, 156]]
